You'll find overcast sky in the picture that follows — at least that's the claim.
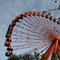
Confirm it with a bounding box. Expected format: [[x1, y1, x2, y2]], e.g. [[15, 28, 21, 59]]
[[0, 0, 60, 60]]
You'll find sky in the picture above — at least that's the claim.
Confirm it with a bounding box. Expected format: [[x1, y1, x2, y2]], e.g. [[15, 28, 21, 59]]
[[0, 0, 60, 60]]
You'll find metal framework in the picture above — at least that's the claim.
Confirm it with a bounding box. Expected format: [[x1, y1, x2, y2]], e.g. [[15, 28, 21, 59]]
[[4, 11, 60, 60]]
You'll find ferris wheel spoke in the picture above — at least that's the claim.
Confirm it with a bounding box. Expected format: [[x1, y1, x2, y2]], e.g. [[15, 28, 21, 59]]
[[35, 16, 54, 34], [33, 16, 48, 30], [12, 39, 48, 43], [13, 29, 38, 37], [12, 43, 42, 48], [12, 32, 46, 41], [11, 41, 50, 49], [15, 24, 44, 35], [11, 40, 49, 46], [35, 15, 52, 31], [12, 44, 50, 56], [11, 36, 48, 43], [27, 16, 43, 28], [26, 17, 35, 25], [12, 42, 49, 51], [38, 16, 50, 28], [39, 16, 54, 30], [12, 45, 41, 50], [11, 37, 47, 41], [19, 17, 46, 33], [30, 16, 48, 32], [11, 31, 50, 40], [22, 47, 42, 55], [12, 39, 47, 44], [23, 18, 44, 33], [19, 20, 31, 28], [13, 46, 41, 54], [12, 29, 44, 38], [25, 16, 42, 31], [39, 44, 51, 54], [27, 44, 51, 55], [11, 42, 44, 45]]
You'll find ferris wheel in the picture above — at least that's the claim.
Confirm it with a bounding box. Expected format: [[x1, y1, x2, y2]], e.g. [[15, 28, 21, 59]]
[[42, 0, 60, 18], [4, 11, 60, 60]]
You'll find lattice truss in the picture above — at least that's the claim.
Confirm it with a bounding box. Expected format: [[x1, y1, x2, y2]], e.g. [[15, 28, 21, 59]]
[[4, 11, 60, 58]]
